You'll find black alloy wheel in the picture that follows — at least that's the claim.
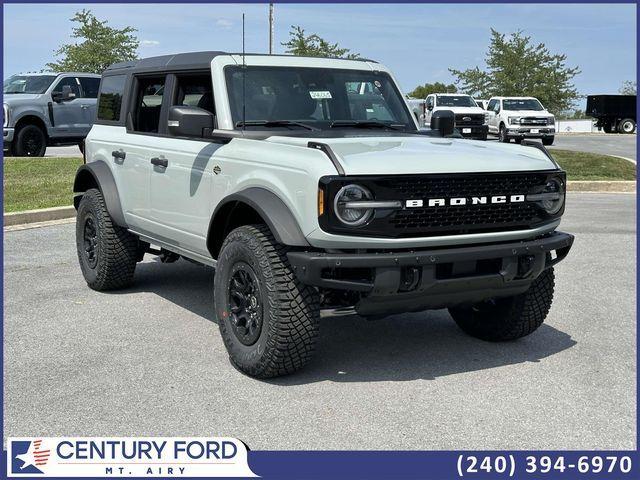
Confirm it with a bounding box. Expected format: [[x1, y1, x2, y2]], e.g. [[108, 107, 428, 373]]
[[227, 262, 264, 346]]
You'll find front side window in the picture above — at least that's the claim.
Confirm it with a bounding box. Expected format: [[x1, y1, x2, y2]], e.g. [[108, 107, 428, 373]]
[[79, 77, 101, 98], [174, 74, 214, 114], [503, 99, 544, 111], [3, 75, 57, 94], [52, 77, 81, 97], [97, 75, 127, 121], [436, 95, 477, 107], [132, 77, 166, 133], [225, 66, 415, 131]]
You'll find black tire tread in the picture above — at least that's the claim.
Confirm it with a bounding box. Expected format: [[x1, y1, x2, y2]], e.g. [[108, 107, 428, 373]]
[[76, 188, 138, 290], [449, 268, 555, 341], [217, 225, 319, 378]]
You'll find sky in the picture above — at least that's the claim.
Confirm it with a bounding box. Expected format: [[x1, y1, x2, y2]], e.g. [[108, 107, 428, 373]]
[[3, 3, 637, 104]]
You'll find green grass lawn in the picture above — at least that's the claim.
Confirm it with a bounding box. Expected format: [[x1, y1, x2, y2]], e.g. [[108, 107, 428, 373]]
[[551, 149, 637, 181], [3, 157, 83, 212], [2, 150, 636, 213]]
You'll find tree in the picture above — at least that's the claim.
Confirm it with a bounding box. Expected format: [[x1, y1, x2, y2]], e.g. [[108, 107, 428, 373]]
[[619, 81, 637, 95], [281, 25, 360, 59], [408, 82, 457, 99], [46, 10, 139, 74], [449, 29, 581, 113]]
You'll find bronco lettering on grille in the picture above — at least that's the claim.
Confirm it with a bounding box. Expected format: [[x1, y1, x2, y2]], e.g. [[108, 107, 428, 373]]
[[405, 195, 526, 208]]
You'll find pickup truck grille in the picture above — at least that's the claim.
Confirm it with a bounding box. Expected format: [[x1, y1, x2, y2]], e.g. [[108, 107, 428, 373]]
[[319, 172, 563, 239], [454, 113, 485, 126], [520, 117, 552, 126]]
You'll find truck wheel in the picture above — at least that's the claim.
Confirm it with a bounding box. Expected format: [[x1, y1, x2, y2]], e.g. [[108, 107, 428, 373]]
[[618, 118, 636, 134], [76, 188, 139, 291], [13, 124, 46, 157], [214, 225, 320, 378], [603, 123, 614, 133], [542, 136, 555, 146], [498, 124, 509, 143], [449, 268, 555, 341]]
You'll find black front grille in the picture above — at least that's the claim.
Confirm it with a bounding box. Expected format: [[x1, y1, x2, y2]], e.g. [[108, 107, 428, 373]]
[[521, 117, 551, 126], [319, 172, 564, 238], [455, 113, 485, 126]]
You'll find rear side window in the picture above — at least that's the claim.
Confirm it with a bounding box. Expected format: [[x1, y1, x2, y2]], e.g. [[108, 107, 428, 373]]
[[79, 77, 101, 98], [97, 75, 127, 121], [132, 77, 166, 133]]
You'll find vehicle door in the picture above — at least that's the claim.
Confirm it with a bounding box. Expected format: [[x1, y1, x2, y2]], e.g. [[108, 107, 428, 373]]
[[486, 99, 500, 133], [50, 76, 83, 137], [77, 76, 101, 134], [425, 95, 435, 125], [146, 72, 220, 258]]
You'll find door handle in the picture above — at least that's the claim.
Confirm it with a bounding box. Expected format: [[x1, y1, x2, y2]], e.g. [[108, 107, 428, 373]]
[[151, 157, 168, 168], [112, 150, 126, 160]]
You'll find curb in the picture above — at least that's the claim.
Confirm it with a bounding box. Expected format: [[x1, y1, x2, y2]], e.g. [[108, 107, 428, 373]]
[[4, 205, 76, 227], [4, 181, 637, 228], [566, 181, 636, 193]]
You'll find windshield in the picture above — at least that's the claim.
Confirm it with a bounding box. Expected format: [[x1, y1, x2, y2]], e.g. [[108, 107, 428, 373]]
[[225, 66, 415, 131], [3, 75, 57, 94], [436, 95, 477, 107], [502, 99, 544, 111]]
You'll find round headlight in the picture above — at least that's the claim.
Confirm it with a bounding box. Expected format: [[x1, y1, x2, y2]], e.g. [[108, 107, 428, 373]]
[[334, 184, 374, 226], [539, 177, 565, 214]]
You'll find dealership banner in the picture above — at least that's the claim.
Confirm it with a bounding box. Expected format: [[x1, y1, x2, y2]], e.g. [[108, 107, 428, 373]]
[[6, 437, 257, 477]]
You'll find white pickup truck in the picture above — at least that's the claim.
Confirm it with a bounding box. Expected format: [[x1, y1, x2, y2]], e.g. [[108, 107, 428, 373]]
[[424, 93, 488, 140], [486, 96, 556, 145]]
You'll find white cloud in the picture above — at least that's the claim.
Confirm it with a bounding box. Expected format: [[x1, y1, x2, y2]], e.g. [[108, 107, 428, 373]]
[[216, 19, 233, 29], [141, 40, 160, 46]]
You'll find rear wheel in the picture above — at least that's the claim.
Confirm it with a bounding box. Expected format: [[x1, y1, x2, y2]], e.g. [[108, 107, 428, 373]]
[[499, 124, 509, 143], [449, 268, 555, 341], [618, 118, 636, 134], [76, 188, 139, 290], [13, 124, 46, 157], [214, 225, 320, 378]]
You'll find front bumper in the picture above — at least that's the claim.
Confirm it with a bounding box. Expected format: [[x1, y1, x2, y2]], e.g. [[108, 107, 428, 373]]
[[3, 127, 14, 144], [507, 127, 555, 138], [457, 124, 488, 138], [288, 231, 574, 316]]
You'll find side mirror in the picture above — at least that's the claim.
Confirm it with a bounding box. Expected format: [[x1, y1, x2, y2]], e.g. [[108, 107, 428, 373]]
[[168, 105, 214, 138], [427, 104, 433, 111], [430, 110, 455, 137], [52, 85, 76, 102]]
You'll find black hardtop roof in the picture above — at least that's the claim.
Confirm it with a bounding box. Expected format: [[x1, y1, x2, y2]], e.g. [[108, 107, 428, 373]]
[[104, 51, 377, 75]]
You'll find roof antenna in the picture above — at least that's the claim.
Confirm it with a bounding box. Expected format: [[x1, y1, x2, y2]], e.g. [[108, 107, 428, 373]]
[[242, 13, 246, 133]]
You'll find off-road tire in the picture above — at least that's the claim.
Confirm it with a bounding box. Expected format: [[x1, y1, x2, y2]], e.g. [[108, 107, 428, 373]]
[[449, 268, 555, 341], [618, 118, 636, 134], [542, 136, 555, 146], [13, 124, 46, 157], [214, 225, 320, 378], [76, 188, 139, 290], [499, 124, 509, 143]]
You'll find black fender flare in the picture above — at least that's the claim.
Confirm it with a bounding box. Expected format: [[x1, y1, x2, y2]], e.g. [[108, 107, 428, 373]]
[[207, 187, 309, 257], [73, 161, 127, 227]]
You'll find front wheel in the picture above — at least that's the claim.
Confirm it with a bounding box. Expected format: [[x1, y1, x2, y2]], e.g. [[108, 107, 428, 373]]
[[618, 118, 636, 134], [499, 124, 509, 143], [13, 124, 47, 157], [449, 268, 555, 341], [542, 136, 555, 146], [76, 188, 139, 290], [214, 225, 320, 378]]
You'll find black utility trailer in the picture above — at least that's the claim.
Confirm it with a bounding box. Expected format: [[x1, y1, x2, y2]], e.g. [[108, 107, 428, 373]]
[[586, 95, 636, 134]]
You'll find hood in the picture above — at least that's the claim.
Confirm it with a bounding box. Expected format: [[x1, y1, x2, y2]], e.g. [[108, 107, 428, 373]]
[[3, 93, 43, 104], [503, 110, 553, 118], [435, 106, 485, 114], [266, 135, 557, 175]]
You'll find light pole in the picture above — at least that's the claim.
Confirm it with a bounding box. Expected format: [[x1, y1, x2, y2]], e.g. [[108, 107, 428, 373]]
[[269, 3, 274, 54]]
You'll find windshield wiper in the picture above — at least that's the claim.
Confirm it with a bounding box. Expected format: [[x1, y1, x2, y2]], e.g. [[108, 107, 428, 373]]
[[235, 120, 319, 131], [329, 120, 405, 131]]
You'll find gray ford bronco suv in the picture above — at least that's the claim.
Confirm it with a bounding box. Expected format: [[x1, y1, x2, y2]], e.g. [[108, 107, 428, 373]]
[[74, 52, 573, 378], [3, 72, 100, 156]]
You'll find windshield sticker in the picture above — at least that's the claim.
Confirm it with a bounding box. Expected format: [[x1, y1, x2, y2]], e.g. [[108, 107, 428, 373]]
[[309, 90, 332, 100], [374, 80, 382, 88]]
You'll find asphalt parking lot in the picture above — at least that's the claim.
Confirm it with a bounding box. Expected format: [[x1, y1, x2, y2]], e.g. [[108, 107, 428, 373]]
[[3, 193, 636, 450]]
